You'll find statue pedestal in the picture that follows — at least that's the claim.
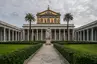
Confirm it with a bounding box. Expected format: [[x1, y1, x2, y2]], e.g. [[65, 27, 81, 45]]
[[46, 40, 51, 45]]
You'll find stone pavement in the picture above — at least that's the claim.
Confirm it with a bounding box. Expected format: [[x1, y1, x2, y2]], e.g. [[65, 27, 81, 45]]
[[25, 44, 69, 64]]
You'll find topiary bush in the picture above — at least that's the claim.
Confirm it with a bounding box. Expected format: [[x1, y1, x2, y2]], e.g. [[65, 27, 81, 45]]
[[0, 43, 42, 64]]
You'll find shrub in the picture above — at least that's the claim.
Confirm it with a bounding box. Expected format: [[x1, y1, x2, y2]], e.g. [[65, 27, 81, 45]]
[[74, 53, 97, 64], [54, 43, 74, 64], [0, 41, 45, 44], [52, 41, 97, 45], [54, 43, 97, 64], [0, 44, 42, 64]]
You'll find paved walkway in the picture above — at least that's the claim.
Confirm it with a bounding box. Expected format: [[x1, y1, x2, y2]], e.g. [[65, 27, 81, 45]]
[[25, 44, 69, 64]]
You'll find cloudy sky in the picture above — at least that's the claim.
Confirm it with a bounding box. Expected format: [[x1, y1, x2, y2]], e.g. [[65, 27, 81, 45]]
[[0, 0, 97, 28]]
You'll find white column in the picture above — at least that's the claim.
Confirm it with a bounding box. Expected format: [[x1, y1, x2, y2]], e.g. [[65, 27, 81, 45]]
[[87, 29, 89, 41], [79, 31, 81, 41], [18, 32, 20, 41], [37, 29, 38, 40], [80, 31, 82, 41], [28, 29, 29, 41], [41, 29, 43, 41], [12, 30, 14, 41], [79, 31, 80, 41], [32, 29, 33, 41], [4, 28, 6, 41], [55, 29, 56, 41], [51, 29, 52, 41], [23, 30, 25, 41], [83, 30, 85, 41], [64, 29, 65, 41], [1, 30, 3, 41], [79, 32, 80, 41], [72, 30, 74, 41], [0, 30, 1, 41], [59, 29, 60, 41], [0, 30, 2, 41], [20, 32, 22, 41], [68, 29, 70, 41], [8, 29, 10, 41], [95, 30, 97, 41], [74, 32, 76, 41], [15, 31, 17, 41], [76, 32, 78, 41], [17, 32, 18, 41], [91, 28, 93, 41], [17, 32, 19, 41], [78, 32, 79, 41]]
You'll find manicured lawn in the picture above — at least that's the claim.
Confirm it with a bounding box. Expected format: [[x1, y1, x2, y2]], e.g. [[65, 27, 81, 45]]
[[0, 44, 32, 54], [64, 44, 97, 55]]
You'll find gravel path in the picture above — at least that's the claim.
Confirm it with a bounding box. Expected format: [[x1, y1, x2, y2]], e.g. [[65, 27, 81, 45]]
[[25, 44, 69, 64]]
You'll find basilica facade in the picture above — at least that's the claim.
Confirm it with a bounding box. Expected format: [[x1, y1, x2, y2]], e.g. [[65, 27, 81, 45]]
[[1, 7, 97, 42], [0, 7, 75, 42], [22, 8, 75, 41]]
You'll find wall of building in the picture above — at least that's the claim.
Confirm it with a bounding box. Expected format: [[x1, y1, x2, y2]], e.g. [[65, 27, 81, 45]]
[[74, 20, 97, 41], [22, 24, 75, 41], [0, 21, 22, 42], [22, 29, 74, 41]]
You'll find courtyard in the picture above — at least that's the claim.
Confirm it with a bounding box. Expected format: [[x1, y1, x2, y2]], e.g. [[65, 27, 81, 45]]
[[0, 0, 97, 64]]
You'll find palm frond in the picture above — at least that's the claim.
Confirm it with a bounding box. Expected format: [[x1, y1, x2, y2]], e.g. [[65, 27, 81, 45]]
[[63, 13, 73, 22], [25, 13, 35, 22]]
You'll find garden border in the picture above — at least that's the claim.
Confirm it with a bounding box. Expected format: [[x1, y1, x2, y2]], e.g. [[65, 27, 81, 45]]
[[23, 44, 43, 64], [53, 45, 70, 64]]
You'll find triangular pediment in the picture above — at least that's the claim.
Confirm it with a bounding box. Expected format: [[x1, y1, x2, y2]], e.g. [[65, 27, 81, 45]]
[[37, 10, 60, 16]]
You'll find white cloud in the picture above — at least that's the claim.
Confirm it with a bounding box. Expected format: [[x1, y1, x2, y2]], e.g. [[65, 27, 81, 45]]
[[0, 0, 97, 28]]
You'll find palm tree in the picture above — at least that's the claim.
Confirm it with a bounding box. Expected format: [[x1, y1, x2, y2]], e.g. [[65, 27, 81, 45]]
[[63, 13, 73, 41], [25, 13, 35, 41]]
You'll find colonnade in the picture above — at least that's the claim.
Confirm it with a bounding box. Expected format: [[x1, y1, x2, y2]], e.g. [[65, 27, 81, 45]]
[[0, 27, 21, 41], [23, 29, 74, 41], [75, 27, 97, 41]]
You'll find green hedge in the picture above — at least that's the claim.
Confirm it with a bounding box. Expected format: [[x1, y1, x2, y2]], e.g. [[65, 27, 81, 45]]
[[52, 41, 97, 44], [0, 41, 45, 44], [74, 53, 97, 64], [54, 43, 74, 64], [0, 44, 42, 64], [54, 43, 97, 64]]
